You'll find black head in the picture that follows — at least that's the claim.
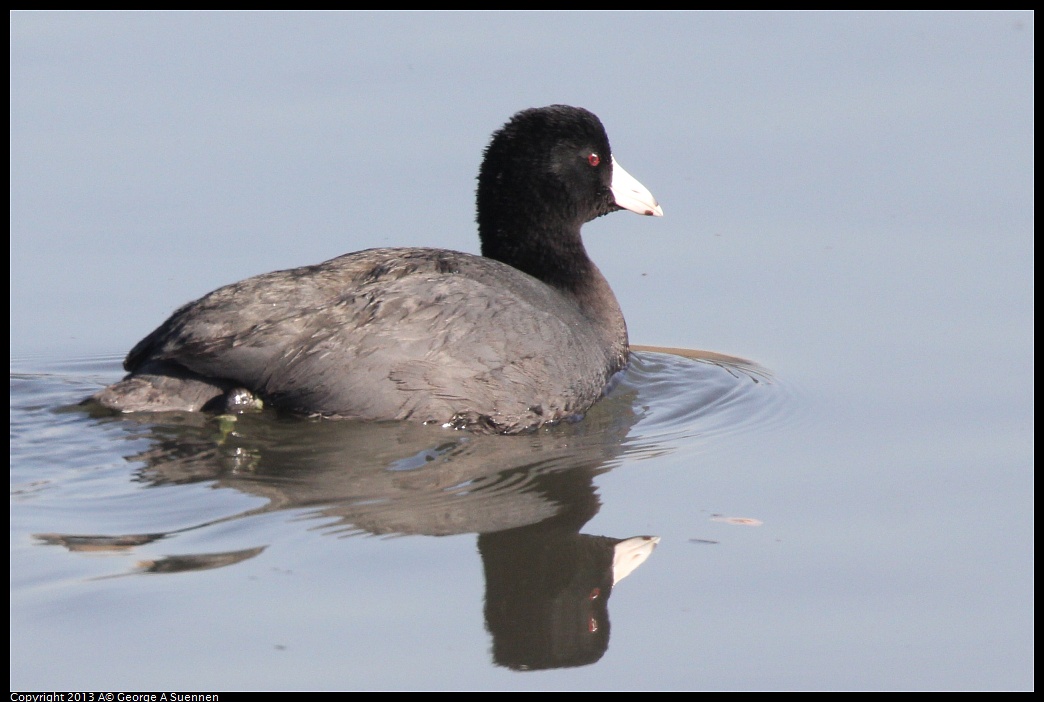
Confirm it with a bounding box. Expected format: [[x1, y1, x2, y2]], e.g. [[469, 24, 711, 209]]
[[477, 106, 618, 255], [476, 106, 659, 288], [478, 105, 619, 235]]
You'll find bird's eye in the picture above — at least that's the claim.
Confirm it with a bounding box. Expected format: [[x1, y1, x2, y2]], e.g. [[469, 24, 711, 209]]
[[587, 153, 601, 167]]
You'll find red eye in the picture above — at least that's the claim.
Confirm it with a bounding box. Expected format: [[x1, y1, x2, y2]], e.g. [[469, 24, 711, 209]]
[[587, 153, 601, 167]]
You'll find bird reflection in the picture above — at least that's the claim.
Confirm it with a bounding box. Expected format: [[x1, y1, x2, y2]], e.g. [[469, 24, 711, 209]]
[[46, 373, 662, 669]]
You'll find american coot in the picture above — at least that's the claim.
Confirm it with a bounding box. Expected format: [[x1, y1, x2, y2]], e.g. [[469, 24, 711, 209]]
[[90, 105, 662, 433]]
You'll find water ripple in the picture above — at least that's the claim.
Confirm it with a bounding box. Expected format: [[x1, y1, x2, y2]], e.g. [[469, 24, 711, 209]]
[[618, 346, 793, 457]]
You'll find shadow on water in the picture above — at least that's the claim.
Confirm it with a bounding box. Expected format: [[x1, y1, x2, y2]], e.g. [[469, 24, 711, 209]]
[[16, 348, 786, 670]]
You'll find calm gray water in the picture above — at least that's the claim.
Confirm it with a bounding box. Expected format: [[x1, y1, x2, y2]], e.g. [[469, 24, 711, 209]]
[[10, 11, 1033, 690]]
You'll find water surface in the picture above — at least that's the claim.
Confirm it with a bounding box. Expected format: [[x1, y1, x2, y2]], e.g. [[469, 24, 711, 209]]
[[10, 11, 1033, 691]]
